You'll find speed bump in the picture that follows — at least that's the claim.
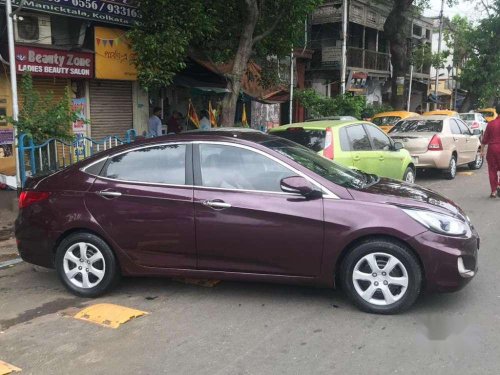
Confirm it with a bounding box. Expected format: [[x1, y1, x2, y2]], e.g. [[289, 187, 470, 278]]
[[0, 360, 21, 375], [74, 303, 148, 329]]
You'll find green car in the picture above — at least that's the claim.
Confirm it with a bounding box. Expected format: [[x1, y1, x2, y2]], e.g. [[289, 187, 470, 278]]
[[269, 120, 416, 183]]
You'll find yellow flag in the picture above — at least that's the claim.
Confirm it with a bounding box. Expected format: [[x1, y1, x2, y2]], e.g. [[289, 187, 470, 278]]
[[209, 101, 217, 127], [242, 104, 248, 127]]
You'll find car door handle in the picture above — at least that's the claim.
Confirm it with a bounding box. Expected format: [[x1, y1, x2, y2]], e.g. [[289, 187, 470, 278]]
[[97, 190, 122, 198], [202, 200, 232, 210]]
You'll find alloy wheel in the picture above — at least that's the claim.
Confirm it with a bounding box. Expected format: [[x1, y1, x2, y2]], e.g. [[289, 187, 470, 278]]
[[63, 242, 106, 289], [352, 252, 409, 306], [450, 158, 457, 177], [405, 170, 415, 184], [475, 153, 483, 169]]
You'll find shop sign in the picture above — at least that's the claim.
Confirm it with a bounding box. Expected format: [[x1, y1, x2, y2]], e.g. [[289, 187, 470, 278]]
[[15, 46, 94, 79], [95, 27, 137, 80], [0, 129, 14, 145], [322, 46, 342, 63], [2, 0, 139, 26]]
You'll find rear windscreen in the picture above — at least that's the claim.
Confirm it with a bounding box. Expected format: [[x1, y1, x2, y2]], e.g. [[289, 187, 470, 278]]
[[272, 129, 326, 152], [372, 116, 401, 126], [479, 111, 494, 117], [460, 114, 475, 121], [390, 120, 443, 133]]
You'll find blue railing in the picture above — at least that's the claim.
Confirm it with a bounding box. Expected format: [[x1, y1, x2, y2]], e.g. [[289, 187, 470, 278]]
[[18, 129, 139, 187]]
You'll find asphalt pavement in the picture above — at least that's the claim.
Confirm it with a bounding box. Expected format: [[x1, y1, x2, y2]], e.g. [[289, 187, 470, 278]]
[[0, 166, 499, 375]]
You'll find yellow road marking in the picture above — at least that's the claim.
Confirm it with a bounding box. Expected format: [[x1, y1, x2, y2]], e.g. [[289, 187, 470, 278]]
[[74, 303, 148, 329], [457, 172, 474, 176], [0, 360, 21, 375]]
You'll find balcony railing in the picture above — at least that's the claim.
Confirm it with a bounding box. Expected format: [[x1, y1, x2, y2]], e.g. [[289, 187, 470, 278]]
[[347, 47, 390, 72]]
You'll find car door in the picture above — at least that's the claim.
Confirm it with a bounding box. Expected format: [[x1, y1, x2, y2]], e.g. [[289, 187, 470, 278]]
[[364, 124, 404, 179], [193, 142, 324, 277], [344, 124, 378, 174], [85, 143, 196, 269], [449, 119, 467, 165], [457, 119, 479, 162]]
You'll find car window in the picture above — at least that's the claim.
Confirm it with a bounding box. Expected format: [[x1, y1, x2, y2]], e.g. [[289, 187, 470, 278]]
[[449, 120, 462, 135], [479, 111, 494, 118], [365, 125, 391, 151], [372, 116, 401, 126], [198, 144, 296, 192], [101, 144, 186, 185], [339, 128, 350, 151], [345, 125, 372, 151], [460, 114, 475, 121], [456, 120, 472, 135], [390, 119, 443, 133], [272, 128, 326, 152]]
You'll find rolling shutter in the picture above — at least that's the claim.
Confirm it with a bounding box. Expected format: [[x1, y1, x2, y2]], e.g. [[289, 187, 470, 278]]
[[89, 80, 133, 141]]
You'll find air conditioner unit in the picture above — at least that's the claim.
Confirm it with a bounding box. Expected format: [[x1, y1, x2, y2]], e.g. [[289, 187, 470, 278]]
[[14, 14, 52, 45]]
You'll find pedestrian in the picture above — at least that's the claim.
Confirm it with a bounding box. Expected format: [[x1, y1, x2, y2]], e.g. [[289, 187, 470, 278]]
[[167, 111, 183, 134], [148, 107, 163, 137], [199, 110, 211, 130], [481, 103, 500, 198]]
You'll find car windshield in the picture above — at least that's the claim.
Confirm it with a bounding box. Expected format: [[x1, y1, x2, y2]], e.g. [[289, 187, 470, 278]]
[[390, 119, 443, 133], [271, 128, 326, 152], [479, 111, 494, 117], [372, 116, 401, 126], [260, 137, 377, 190], [460, 114, 475, 121]]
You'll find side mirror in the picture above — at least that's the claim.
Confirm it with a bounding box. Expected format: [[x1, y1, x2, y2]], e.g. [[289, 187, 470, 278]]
[[280, 176, 322, 199], [472, 129, 482, 136], [393, 141, 404, 151]]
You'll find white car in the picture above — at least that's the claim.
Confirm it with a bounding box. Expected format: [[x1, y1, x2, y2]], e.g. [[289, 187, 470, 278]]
[[459, 113, 488, 134]]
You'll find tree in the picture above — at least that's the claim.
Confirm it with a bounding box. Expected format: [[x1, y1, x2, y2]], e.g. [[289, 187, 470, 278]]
[[381, 0, 456, 109], [129, 0, 321, 126]]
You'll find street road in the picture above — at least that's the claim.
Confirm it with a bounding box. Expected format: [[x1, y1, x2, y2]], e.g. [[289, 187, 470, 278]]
[[1, 166, 499, 375]]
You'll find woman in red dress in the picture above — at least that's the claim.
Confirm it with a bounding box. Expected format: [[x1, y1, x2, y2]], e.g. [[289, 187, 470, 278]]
[[481, 104, 500, 198]]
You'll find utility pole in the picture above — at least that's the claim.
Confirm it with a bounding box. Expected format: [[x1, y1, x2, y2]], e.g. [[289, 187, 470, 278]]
[[340, 0, 348, 94], [289, 50, 294, 124], [407, 64, 413, 111], [5, 0, 21, 190], [434, 0, 445, 109]]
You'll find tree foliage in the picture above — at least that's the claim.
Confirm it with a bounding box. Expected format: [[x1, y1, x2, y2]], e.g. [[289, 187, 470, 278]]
[[295, 89, 368, 119], [130, 0, 321, 125], [9, 74, 79, 142]]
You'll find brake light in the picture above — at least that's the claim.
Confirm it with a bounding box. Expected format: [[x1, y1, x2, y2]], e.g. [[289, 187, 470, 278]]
[[428, 134, 443, 151], [18, 191, 50, 209], [323, 128, 335, 159], [471, 121, 480, 129]]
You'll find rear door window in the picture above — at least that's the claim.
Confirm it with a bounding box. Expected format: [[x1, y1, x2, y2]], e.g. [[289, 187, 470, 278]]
[[345, 125, 372, 151], [390, 120, 443, 133], [365, 125, 392, 150], [449, 120, 462, 135], [101, 144, 187, 185], [456, 120, 472, 135], [272, 128, 326, 152]]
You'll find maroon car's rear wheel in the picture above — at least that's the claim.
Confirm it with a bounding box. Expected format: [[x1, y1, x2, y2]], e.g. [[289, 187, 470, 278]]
[[55, 232, 120, 297], [341, 239, 422, 314]]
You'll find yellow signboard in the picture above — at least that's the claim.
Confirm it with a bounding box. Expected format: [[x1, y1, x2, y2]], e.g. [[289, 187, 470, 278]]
[[95, 27, 137, 80]]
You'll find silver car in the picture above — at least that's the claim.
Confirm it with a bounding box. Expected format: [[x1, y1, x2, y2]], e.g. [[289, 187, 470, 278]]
[[459, 113, 488, 134], [389, 116, 483, 179]]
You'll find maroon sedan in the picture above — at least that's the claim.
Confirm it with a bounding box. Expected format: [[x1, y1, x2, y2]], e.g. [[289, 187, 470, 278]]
[[15, 130, 479, 314]]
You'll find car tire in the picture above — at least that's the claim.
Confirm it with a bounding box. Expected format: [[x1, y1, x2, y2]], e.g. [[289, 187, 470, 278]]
[[55, 232, 120, 298], [443, 155, 457, 180], [468, 149, 483, 170], [403, 167, 416, 184], [340, 239, 422, 314]]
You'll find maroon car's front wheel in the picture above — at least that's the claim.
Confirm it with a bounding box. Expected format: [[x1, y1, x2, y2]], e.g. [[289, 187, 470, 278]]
[[341, 239, 422, 314], [55, 232, 120, 298]]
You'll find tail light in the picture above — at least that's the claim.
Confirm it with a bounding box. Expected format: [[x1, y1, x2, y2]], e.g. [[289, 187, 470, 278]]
[[18, 191, 50, 209], [323, 128, 335, 159], [428, 134, 443, 151], [471, 121, 480, 129]]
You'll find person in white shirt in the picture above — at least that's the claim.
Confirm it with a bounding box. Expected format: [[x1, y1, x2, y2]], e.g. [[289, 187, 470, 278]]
[[148, 107, 163, 137], [199, 110, 211, 130]]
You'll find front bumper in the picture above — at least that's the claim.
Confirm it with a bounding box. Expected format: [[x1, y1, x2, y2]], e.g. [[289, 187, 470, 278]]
[[408, 229, 479, 293]]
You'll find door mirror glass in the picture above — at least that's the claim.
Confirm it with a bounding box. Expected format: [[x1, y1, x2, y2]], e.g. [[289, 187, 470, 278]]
[[393, 141, 404, 151], [280, 176, 322, 199]]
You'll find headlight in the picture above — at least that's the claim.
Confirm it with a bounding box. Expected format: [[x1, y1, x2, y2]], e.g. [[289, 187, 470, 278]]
[[403, 209, 469, 236]]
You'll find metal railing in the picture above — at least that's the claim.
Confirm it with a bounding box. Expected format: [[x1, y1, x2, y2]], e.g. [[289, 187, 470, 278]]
[[347, 47, 390, 72], [18, 129, 139, 187]]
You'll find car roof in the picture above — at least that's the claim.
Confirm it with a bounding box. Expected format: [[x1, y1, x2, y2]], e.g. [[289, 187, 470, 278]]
[[373, 111, 418, 118], [400, 115, 451, 121], [269, 120, 370, 131]]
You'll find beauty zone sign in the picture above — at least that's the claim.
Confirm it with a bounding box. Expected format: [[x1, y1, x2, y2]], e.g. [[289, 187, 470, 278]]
[[15, 46, 94, 78]]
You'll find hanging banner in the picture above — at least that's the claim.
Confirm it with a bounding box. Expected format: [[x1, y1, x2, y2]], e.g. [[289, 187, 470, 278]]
[[71, 98, 91, 158], [1, 0, 139, 26], [15, 46, 94, 79], [95, 27, 137, 80]]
